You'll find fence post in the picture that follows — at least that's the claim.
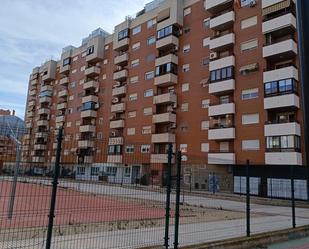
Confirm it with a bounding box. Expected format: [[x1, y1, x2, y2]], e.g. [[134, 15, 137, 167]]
[[174, 151, 182, 249], [291, 165, 296, 228], [246, 160, 250, 237], [164, 143, 173, 249], [46, 127, 63, 249]]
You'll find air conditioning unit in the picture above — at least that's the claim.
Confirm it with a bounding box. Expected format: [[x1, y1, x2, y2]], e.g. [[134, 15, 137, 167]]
[[169, 123, 176, 129], [113, 82, 121, 88], [112, 97, 119, 103], [110, 131, 116, 137], [95, 88, 99, 93], [95, 103, 100, 109], [250, 0, 257, 7], [210, 52, 218, 60], [167, 106, 174, 112], [109, 115, 115, 120]]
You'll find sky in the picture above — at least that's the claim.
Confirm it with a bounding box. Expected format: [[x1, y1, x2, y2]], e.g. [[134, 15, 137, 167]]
[[0, 0, 150, 119]]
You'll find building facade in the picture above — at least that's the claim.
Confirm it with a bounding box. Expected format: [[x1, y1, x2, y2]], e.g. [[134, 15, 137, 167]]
[[23, 0, 304, 185]]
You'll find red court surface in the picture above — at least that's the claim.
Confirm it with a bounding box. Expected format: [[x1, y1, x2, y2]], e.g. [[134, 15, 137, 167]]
[[0, 180, 165, 229]]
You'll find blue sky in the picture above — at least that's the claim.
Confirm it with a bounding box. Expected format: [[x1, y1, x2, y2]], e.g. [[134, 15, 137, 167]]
[[0, 0, 150, 118]]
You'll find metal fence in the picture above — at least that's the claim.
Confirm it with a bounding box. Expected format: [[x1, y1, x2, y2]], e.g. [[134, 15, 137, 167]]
[[1, 128, 309, 249]]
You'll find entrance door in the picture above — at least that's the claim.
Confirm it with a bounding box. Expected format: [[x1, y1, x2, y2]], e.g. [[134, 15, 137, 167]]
[[131, 166, 140, 184]]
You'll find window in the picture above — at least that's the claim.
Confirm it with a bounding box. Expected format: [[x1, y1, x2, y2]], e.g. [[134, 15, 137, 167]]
[[182, 64, 190, 72], [155, 62, 178, 76], [77, 167, 85, 175], [132, 25, 141, 35], [242, 88, 259, 100], [128, 111, 136, 118], [146, 54, 156, 62], [141, 145, 151, 153], [142, 126, 151, 134], [144, 89, 153, 97], [108, 145, 122, 155], [106, 166, 117, 176], [241, 39, 258, 52], [63, 57, 71, 66], [180, 123, 188, 132], [130, 76, 139, 84], [118, 29, 129, 41], [201, 121, 209, 130], [180, 144, 188, 153], [203, 18, 210, 28], [145, 71, 155, 80], [131, 59, 140, 68], [129, 93, 138, 101], [127, 128, 136, 135], [267, 135, 300, 151], [126, 145, 134, 153], [157, 25, 180, 40], [202, 99, 210, 108], [147, 36, 156, 45], [132, 42, 141, 51], [147, 18, 156, 28], [181, 103, 189, 112], [203, 37, 210, 47], [242, 140, 260, 151], [242, 113, 259, 125], [184, 7, 191, 16], [210, 66, 234, 83], [82, 101, 96, 111], [99, 118, 103, 125], [182, 83, 189, 92], [143, 107, 152, 116], [91, 167, 99, 176], [201, 143, 209, 152], [264, 78, 297, 97], [183, 44, 190, 53], [241, 16, 257, 29], [86, 46, 94, 55], [124, 168, 131, 177], [202, 57, 209, 66], [241, 0, 255, 7]]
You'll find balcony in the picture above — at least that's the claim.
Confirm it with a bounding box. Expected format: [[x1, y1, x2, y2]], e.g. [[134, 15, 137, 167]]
[[59, 77, 69, 85], [111, 103, 126, 113], [113, 69, 128, 81], [208, 152, 235, 165], [154, 73, 178, 87], [38, 108, 50, 115], [209, 79, 235, 94], [110, 119, 125, 129], [112, 85, 127, 97], [37, 120, 49, 127], [28, 100, 36, 107], [153, 92, 177, 105], [57, 102, 67, 110], [205, 0, 233, 13], [27, 111, 34, 118], [263, 13, 296, 35], [151, 133, 175, 144], [150, 154, 175, 164], [29, 89, 37, 96], [56, 116, 65, 123], [35, 132, 47, 139], [31, 78, 39, 86], [264, 122, 301, 136], [263, 66, 298, 83], [34, 144, 47, 150], [58, 89, 68, 98], [39, 96, 52, 104], [60, 64, 70, 75], [155, 54, 178, 67], [25, 122, 32, 129], [84, 66, 101, 77], [79, 125, 96, 133], [263, 39, 298, 60], [209, 33, 235, 52], [264, 94, 300, 109], [107, 155, 123, 163], [209, 55, 235, 71], [152, 113, 176, 124], [32, 156, 45, 163], [262, 0, 294, 9], [265, 152, 302, 165], [208, 127, 235, 140], [210, 11, 235, 31], [114, 38, 130, 52], [114, 53, 129, 66], [81, 110, 97, 118], [209, 102, 235, 116], [78, 140, 95, 148], [156, 35, 179, 50], [83, 80, 99, 90], [108, 137, 124, 145], [82, 95, 98, 104], [41, 85, 53, 92]]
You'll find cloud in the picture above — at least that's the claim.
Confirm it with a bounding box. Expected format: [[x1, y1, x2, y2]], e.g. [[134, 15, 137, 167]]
[[0, 0, 150, 118]]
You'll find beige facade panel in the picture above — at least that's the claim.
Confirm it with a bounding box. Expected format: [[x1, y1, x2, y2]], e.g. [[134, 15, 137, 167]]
[[107, 155, 123, 164], [210, 11, 235, 31], [84, 66, 101, 77], [155, 54, 178, 66], [209, 33, 235, 52], [262, 13, 296, 34], [113, 69, 128, 81], [59, 77, 69, 85], [82, 95, 98, 104], [209, 55, 235, 71], [209, 79, 235, 94], [263, 39, 298, 59], [111, 103, 126, 113], [81, 110, 97, 118], [156, 35, 179, 50], [153, 92, 177, 105], [152, 113, 176, 124], [208, 153, 235, 165], [263, 66, 298, 82], [79, 125, 96, 133], [110, 120, 125, 129], [208, 103, 235, 117], [264, 122, 301, 136], [151, 133, 176, 143], [208, 128, 235, 140], [265, 152, 302, 165], [112, 86, 127, 97], [154, 73, 178, 86], [264, 94, 300, 109]]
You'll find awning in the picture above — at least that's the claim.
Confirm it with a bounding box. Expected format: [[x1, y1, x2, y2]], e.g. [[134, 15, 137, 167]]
[[262, 0, 291, 16], [200, 78, 209, 86], [239, 63, 259, 72]]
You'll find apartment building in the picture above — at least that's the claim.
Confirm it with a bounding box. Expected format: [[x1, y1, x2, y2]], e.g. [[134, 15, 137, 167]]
[[23, 0, 304, 185]]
